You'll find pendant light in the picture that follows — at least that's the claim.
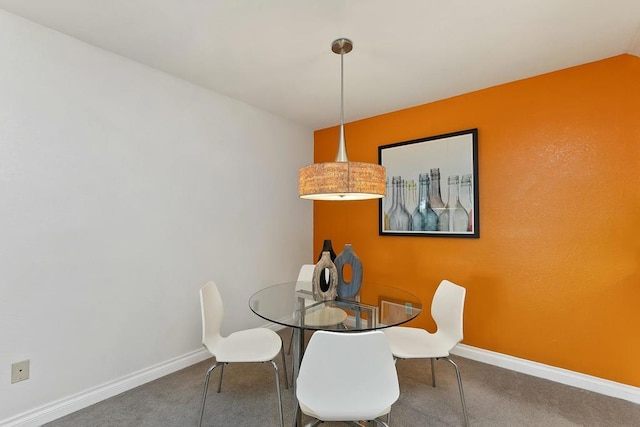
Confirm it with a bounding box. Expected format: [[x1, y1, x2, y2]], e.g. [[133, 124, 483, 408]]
[[298, 38, 386, 201]]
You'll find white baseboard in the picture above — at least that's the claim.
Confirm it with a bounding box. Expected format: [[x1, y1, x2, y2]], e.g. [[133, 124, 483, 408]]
[[0, 348, 211, 427], [268, 318, 640, 404], [451, 343, 640, 404], [7, 336, 636, 426]]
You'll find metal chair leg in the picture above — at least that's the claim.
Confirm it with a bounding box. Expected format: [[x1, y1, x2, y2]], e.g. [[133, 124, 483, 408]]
[[216, 363, 225, 393], [294, 401, 300, 427], [442, 357, 469, 427], [280, 343, 289, 389], [199, 362, 224, 427], [269, 361, 285, 427], [430, 357, 436, 387], [287, 327, 294, 355]]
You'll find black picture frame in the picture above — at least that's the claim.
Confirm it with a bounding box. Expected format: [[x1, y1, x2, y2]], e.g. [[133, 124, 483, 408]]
[[378, 129, 479, 238]]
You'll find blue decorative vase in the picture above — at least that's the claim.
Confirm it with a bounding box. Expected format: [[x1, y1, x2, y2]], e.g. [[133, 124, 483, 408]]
[[335, 244, 363, 298]]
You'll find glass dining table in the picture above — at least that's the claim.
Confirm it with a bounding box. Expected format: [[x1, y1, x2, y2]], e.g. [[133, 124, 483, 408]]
[[249, 281, 422, 426]]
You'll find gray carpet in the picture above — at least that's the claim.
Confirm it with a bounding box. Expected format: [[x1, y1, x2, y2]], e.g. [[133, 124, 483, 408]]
[[45, 331, 640, 426]]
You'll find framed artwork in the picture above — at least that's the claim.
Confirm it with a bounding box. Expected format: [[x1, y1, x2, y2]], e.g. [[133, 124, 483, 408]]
[[378, 128, 479, 238]]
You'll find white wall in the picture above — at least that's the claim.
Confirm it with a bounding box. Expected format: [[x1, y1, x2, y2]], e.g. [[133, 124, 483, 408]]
[[0, 10, 313, 422]]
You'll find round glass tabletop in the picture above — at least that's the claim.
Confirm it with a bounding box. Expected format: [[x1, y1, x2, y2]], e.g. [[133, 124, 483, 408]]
[[249, 281, 422, 332]]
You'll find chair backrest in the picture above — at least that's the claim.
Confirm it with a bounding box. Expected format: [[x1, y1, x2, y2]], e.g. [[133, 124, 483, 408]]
[[295, 264, 315, 292], [296, 331, 399, 422], [431, 279, 466, 345], [200, 281, 224, 353]]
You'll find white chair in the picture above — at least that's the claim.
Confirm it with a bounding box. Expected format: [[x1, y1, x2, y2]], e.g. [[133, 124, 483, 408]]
[[383, 279, 469, 426], [287, 264, 348, 354], [198, 281, 288, 427], [296, 330, 399, 427]]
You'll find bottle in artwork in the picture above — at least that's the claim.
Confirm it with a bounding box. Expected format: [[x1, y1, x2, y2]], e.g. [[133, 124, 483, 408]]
[[388, 176, 411, 231], [423, 174, 439, 231], [429, 168, 446, 218], [383, 177, 391, 230], [412, 173, 438, 231], [460, 174, 474, 232], [439, 175, 469, 232], [411, 181, 426, 231], [398, 178, 412, 230], [404, 179, 417, 215]]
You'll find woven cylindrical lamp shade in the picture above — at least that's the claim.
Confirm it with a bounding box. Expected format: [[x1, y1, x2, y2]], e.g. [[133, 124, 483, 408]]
[[299, 161, 386, 200]]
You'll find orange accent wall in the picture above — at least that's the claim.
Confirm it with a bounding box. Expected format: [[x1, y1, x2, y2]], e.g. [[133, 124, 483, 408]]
[[312, 54, 640, 387]]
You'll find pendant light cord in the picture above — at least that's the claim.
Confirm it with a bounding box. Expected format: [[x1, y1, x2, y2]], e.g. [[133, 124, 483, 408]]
[[340, 48, 344, 131], [335, 42, 348, 162]]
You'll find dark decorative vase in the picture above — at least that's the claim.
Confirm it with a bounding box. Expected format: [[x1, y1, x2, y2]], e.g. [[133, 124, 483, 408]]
[[312, 251, 338, 301], [317, 239, 337, 292], [335, 244, 363, 298]]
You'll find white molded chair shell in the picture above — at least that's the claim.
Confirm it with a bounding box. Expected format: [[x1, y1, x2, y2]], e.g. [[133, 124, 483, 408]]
[[295, 264, 316, 293], [384, 279, 465, 359], [200, 282, 281, 362], [199, 281, 286, 427], [296, 331, 399, 423], [382, 279, 468, 427]]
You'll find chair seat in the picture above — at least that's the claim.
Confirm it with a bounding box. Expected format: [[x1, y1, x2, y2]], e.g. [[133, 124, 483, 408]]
[[383, 327, 452, 359], [304, 306, 348, 327], [299, 400, 391, 422], [214, 328, 282, 363]]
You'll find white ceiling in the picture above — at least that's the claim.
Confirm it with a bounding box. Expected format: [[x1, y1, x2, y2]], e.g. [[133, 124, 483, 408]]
[[1, 0, 639, 129]]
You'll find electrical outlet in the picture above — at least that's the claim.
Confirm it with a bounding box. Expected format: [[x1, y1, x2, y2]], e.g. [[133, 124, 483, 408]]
[[405, 303, 413, 315], [11, 360, 29, 384]]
